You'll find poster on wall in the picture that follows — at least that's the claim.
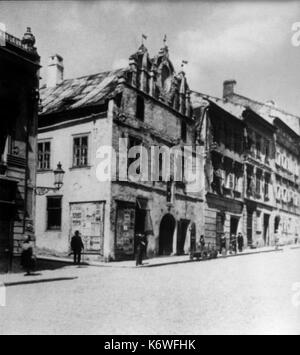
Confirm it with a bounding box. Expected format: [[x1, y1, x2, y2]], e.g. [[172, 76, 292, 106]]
[[116, 204, 135, 257], [70, 202, 105, 254]]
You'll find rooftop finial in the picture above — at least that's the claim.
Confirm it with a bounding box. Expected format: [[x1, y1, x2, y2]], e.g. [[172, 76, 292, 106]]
[[22, 26, 36, 47], [181, 60, 188, 70], [141, 33, 147, 46], [163, 34, 167, 47]]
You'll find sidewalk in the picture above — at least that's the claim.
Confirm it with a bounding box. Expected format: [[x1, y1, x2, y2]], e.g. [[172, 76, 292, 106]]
[[37, 245, 284, 269], [0, 245, 288, 286]]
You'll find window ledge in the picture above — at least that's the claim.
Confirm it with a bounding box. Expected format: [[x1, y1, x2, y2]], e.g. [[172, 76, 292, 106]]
[[37, 169, 53, 174], [69, 165, 91, 171]]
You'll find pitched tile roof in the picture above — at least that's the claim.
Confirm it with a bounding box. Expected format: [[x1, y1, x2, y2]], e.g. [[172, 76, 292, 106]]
[[191, 91, 245, 120], [227, 93, 300, 135], [40, 68, 127, 115], [191, 91, 300, 136]]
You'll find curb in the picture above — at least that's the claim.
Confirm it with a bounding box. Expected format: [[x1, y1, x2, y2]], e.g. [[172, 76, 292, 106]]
[[37, 247, 284, 269], [141, 247, 284, 268]]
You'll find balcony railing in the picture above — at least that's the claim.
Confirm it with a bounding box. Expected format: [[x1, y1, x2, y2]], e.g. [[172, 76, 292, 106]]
[[0, 29, 35, 53]]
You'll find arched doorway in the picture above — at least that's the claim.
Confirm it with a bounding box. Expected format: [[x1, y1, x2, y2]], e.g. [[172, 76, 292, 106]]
[[159, 214, 176, 255]]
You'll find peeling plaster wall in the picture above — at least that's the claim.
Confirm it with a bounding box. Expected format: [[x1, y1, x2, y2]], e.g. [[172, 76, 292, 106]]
[[107, 86, 204, 260]]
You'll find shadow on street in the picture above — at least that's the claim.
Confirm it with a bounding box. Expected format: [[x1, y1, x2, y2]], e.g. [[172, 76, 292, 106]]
[[0, 257, 77, 275], [4, 276, 78, 287]]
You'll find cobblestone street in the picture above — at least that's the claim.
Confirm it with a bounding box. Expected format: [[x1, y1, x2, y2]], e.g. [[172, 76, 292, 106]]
[[1, 248, 300, 335]]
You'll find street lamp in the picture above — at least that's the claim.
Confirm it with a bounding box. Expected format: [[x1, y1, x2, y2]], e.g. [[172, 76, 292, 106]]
[[54, 162, 65, 190], [35, 162, 65, 196]]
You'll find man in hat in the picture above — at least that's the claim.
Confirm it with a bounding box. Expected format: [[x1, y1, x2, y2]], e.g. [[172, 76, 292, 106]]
[[135, 233, 147, 266], [71, 231, 84, 265], [21, 235, 36, 276], [220, 233, 227, 255], [237, 233, 244, 253]]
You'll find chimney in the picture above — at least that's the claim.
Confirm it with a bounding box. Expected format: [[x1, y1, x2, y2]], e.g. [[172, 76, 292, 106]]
[[223, 79, 236, 98], [46, 54, 64, 88]]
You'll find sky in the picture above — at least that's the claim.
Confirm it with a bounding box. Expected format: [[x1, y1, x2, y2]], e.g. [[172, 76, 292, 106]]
[[1, 0, 300, 115]]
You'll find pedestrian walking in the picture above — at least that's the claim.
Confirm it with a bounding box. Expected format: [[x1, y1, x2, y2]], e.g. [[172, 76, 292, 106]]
[[71, 231, 84, 265], [220, 233, 227, 255], [237, 233, 244, 253], [135, 233, 147, 266], [230, 234, 237, 254], [21, 235, 36, 276], [200, 235, 205, 251]]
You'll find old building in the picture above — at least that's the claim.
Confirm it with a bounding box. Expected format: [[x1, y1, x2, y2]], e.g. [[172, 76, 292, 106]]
[[192, 80, 300, 249], [36, 43, 204, 261], [224, 81, 300, 245], [272, 118, 300, 244], [0, 28, 40, 272], [192, 93, 246, 250], [242, 106, 276, 247]]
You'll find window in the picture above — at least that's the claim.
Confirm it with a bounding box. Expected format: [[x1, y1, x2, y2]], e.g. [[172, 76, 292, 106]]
[[73, 136, 88, 167], [256, 135, 261, 160], [114, 92, 123, 108], [282, 155, 286, 169], [265, 141, 270, 162], [235, 176, 241, 192], [283, 189, 287, 202], [248, 131, 255, 156], [159, 154, 163, 182], [256, 171, 262, 196], [277, 186, 281, 200], [276, 152, 281, 165], [47, 196, 62, 230], [181, 120, 187, 142], [136, 95, 145, 121], [38, 141, 51, 170], [226, 173, 234, 189], [128, 136, 142, 175], [264, 174, 270, 200]]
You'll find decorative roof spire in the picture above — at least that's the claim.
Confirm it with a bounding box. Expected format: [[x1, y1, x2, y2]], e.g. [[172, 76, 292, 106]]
[[141, 33, 147, 46], [22, 27, 36, 47], [163, 34, 167, 47], [181, 60, 188, 70]]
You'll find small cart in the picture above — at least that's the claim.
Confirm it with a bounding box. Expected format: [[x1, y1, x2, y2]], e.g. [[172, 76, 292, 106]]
[[189, 242, 218, 261]]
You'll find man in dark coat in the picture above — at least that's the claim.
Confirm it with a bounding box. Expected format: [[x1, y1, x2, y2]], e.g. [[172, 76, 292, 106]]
[[199, 235, 205, 251], [21, 235, 35, 275], [220, 233, 227, 255], [237, 233, 244, 253], [135, 233, 147, 266], [71, 231, 84, 265]]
